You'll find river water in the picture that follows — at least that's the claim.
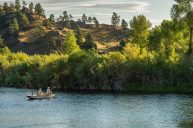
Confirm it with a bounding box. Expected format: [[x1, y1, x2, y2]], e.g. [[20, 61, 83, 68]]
[[0, 88, 193, 128]]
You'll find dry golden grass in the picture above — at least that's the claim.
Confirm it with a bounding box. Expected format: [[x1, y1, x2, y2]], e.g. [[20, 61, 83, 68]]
[[19, 27, 44, 43], [80, 27, 123, 42]]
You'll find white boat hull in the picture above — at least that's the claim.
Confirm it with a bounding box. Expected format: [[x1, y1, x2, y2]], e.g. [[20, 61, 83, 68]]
[[27, 94, 55, 99]]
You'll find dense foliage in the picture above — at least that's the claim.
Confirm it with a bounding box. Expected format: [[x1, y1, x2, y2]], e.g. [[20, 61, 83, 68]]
[[1, 43, 193, 93]]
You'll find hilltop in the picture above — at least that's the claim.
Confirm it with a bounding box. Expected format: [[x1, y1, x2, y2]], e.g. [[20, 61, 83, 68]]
[[0, 5, 129, 54]]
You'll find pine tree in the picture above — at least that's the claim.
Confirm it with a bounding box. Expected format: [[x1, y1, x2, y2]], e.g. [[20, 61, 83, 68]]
[[49, 14, 55, 24], [22, 0, 27, 11], [121, 19, 128, 35], [69, 14, 73, 21], [82, 14, 87, 24], [19, 12, 29, 28], [83, 33, 96, 50], [35, 3, 45, 18], [3, 2, 9, 12], [111, 12, 120, 27], [75, 27, 84, 47], [42, 19, 51, 28], [95, 20, 99, 28], [57, 15, 63, 22], [9, 3, 16, 12], [0, 5, 5, 15], [15, 0, 21, 12], [88, 17, 92, 24], [93, 17, 99, 28], [29, 2, 34, 13], [63, 11, 69, 21], [119, 39, 126, 49], [9, 18, 19, 34]]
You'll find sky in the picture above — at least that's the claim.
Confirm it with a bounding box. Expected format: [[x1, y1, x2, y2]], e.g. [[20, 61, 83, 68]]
[[0, 0, 175, 26]]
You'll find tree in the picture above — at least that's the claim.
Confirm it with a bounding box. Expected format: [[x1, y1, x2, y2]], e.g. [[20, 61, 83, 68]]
[[130, 15, 152, 51], [93, 17, 96, 21], [121, 19, 128, 30], [29, 2, 34, 13], [49, 14, 55, 23], [171, 0, 193, 55], [149, 26, 162, 51], [9, 3, 15, 12], [42, 19, 51, 28], [69, 14, 73, 21], [9, 18, 19, 34], [35, 3, 45, 18], [160, 20, 176, 56], [121, 19, 128, 36], [22, 1, 27, 6], [63, 11, 69, 21], [93, 17, 99, 28], [82, 14, 87, 24], [18, 12, 29, 28], [82, 33, 96, 50], [37, 26, 45, 37], [95, 20, 99, 28], [3, 2, 9, 12], [75, 27, 84, 47], [111, 12, 120, 27], [57, 15, 63, 22], [15, 0, 21, 11], [22, 0, 27, 11], [62, 31, 80, 54], [119, 39, 127, 49], [0, 5, 5, 15], [88, 17, 92, 24], [69, 20, 77, 29]]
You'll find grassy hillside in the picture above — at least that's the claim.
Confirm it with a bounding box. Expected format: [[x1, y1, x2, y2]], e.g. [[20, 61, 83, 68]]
[[78, 24, 130, 53], [0, 11, 127, 54]]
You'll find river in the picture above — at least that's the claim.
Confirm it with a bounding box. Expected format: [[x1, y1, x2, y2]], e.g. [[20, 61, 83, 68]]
[[0, 88, 193, 128]]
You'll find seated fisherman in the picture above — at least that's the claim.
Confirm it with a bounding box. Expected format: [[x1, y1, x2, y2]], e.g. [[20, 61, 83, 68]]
[[46, 87, 51, 94], [37, 88, 43, 95]]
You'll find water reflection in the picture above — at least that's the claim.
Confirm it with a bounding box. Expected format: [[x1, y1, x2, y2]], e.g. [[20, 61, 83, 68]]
[[176, 96, 193, 128]]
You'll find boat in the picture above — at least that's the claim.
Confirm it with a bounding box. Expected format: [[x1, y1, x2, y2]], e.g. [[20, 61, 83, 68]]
[[27, 94, 55, 99]]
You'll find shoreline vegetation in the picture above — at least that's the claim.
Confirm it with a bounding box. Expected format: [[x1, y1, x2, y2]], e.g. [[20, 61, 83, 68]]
[[1, 48, 193, 94], [0, 0, 193, 94], [4, 86, 193, 95]]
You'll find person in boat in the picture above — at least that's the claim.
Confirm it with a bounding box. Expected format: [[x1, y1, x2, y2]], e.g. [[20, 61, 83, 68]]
[[37, 88, 43, 95], [46, 87, 52, 94]]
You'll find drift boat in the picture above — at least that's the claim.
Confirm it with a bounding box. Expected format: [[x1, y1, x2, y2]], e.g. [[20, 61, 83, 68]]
[[27, 94, 55, 99]]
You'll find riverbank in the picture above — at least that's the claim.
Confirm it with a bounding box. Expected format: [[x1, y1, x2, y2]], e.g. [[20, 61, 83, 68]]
[[1, 48, 193, 94], [2, 85, 193, 95]]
